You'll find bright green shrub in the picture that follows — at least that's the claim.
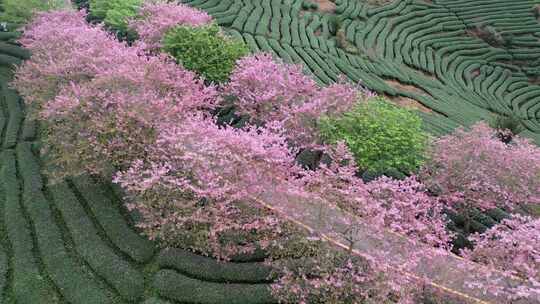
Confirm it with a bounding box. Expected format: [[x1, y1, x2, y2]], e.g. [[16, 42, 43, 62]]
[[319, 97, 429, 174], [103, 0, 141, 35], [89, 0, 110, 20], [0, 0, 70, 24], [90, 0, 142, 36], [162, 24, 249, 83]]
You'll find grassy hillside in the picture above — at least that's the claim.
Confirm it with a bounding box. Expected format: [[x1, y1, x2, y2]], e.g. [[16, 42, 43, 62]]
[[181, 0, 540, 144]]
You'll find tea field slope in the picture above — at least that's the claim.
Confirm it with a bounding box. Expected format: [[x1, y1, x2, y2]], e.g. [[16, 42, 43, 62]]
[[182, 0, 540, 143], [0, 36, 277, 304]]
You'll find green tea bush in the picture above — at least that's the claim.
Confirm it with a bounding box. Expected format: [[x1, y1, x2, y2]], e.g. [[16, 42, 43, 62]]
[[302, 1, 318, 10], [162, 24, 249, 83], [0, 0, 69, 24], [319, 97, 429, 174]]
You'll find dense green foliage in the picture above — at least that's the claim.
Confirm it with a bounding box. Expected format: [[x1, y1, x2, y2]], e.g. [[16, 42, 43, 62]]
[[0, 0, 68, 24], [162, 24, 249, 83], [157, 248, 273, 284], [88, 0, 110, 19], [90, 0, 141, 36], [73, 0, 90, 10], [103, 0, 141, 35], [319, 97, 429, 174], [153, 270, 274, 304]]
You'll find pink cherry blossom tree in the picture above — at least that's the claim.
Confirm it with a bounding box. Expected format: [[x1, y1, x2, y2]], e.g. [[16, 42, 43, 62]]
[[42, 52, 217, 179], [225, 53, 368, 147], [420, 122, 540, 232], [460, 215, 540, 301], [114, 115, 298, 260], [13, 9, 137, 108]]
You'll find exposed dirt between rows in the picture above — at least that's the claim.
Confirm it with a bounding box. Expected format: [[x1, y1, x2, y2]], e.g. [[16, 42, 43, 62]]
[[384, 80, 434, 113], [385, 79, 428, 96], [465, 27, 507, 48], [313, 0, 336, 13], [465, 28, 486, 41], [470, 68, 481, 78], [496, 59, 531, 68], [530, 76, 540, 85], [387, 95, 433, 113]]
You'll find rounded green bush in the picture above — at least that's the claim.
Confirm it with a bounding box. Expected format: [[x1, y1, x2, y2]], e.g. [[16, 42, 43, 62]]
[[319, 97, 429, 174], [90, 0, 141, 37], [162, 24, 249, 83], [0, 0, 70, 24]]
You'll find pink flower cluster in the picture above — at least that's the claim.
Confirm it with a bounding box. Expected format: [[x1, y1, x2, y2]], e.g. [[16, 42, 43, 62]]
[[45, 55, 216, 177], [295, 142, 453, 250], [417, 122, 540, 302], [114, 122, 453, 261], [366, 176, 454, 249], [461, 215, 540, 301], [225, 53, 367, 146], [13, 9, 136, 106], [129, 1, 212, 51], [226, 53, 318, 122], [295, 142, 366, 204], [14, 10, 217, 179], [421, 122, 540, 212], [114, 115, 296, 259]]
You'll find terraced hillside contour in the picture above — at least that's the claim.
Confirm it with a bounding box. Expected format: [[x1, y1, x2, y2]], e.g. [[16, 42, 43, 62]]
[[0, 34, 276, 304], [181, 0, 540, 144]]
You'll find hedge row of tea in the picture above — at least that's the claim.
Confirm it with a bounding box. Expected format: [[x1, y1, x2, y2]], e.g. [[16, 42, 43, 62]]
[[0, 35, 276, 303], [181, 0, 540, 144]]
